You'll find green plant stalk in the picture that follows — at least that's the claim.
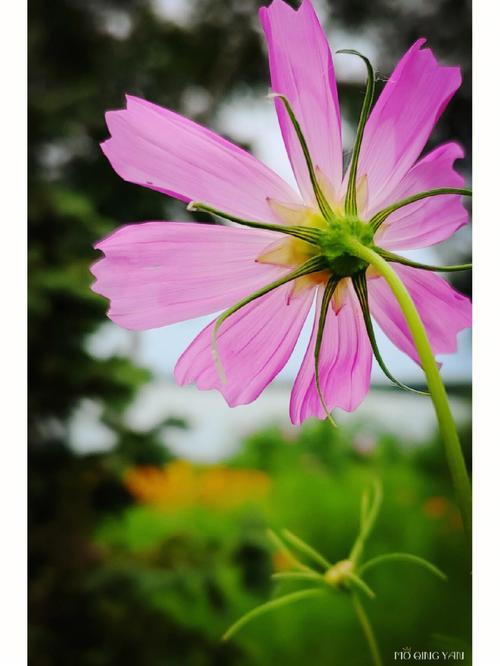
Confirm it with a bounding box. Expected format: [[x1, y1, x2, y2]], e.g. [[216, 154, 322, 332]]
[[352, 593, 383, 666], [347, 240, 472, 551]]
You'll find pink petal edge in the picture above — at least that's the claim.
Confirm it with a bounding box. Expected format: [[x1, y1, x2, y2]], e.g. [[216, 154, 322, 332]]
[[91, 221, 285, 330], [354, 39, 461, 211], [260, 0, 343, 206], [374, 142, 469, 251], [368, 265, 471, 366], [101, 95, 301, 223], [175, 283, 314, 407]]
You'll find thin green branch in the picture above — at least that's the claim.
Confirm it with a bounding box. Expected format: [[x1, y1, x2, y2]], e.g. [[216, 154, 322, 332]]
[[346, 239, 472, 553], [352, 593, 383, 666]]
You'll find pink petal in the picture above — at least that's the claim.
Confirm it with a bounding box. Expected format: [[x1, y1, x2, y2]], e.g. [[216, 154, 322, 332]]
[[368, 265, 471, 365], [175, 285, 314, 407], [355, 40, 461, 210], [260, 0, 343, 206], [374, 142, 469, 250], [101, 95, 300, 223], [290, 283, 373, 425], [91, 221, 284, 330]]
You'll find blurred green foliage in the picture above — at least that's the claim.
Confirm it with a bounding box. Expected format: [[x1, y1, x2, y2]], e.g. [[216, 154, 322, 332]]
[[29, 0, 471, 664], [30, 424, 471, 665]]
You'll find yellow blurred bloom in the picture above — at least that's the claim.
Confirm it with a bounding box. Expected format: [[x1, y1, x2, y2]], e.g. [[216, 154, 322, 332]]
[[124, 460, 271, 509]]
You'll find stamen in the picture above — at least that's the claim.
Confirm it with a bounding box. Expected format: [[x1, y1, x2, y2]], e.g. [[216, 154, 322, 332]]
[[336, 50, 375, 217], [314, 277, 340, 427], [375, 248, 472, 272], [188, 201, 322, 245], [352, 271, 429, 396], [211, 255, 328, 383], [369, 188, 472, 233], [268, 93, 336, 222]]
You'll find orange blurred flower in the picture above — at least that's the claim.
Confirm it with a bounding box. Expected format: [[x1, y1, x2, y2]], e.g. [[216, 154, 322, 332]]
[[423, 495, 462, 531], [124, 460, 271, 510], [424, 496, 449, 519], [272, 550, 293, 573]]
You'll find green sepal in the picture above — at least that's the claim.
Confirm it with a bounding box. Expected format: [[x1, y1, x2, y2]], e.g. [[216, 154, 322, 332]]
[[269, 93, 336, 222], [222, 588, 327, 641], [359, 552, 447, 581], [314, 276, 340, 427], [211, 255, 327, 383], [346, 573, 376, 599], [267, 529, 316, 573], [352, 271, 429, 396], [188, 201, 322, 245], [336, 50, 375, 217], [271, 572, 324, 584], [375, 247, 472, 272], [349, 480, 382, 566], [281, 529, 332, 571], [369, 188, 472, 233]]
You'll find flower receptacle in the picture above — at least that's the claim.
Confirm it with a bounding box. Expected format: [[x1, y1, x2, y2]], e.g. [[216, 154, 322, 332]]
[[324, 559, 354, 587]]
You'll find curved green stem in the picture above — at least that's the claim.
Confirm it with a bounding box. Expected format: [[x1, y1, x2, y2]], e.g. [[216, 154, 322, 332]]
[[222, 588, 326, 641], [347, 240, 472, 552], [352, 593, 383, 666], [359, 553, 447, 581], [369, 188, 471, 233], [352, 271, 429, 396]]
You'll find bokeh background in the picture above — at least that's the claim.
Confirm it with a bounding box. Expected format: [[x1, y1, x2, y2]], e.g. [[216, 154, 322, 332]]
[[29, 0, 472, 664]]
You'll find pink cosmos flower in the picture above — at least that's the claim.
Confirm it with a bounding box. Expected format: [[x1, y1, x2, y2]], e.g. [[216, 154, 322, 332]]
[[91, 0, 471, 425]]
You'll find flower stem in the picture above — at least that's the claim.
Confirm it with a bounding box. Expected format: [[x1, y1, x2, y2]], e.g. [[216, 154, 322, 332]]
[[348, 240, 472, 551], [352, 592, 383, 666]]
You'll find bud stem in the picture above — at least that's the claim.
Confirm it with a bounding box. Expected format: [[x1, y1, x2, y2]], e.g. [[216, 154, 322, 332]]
[[346, 240, 472, 553], [352, 593, 383, 666]]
